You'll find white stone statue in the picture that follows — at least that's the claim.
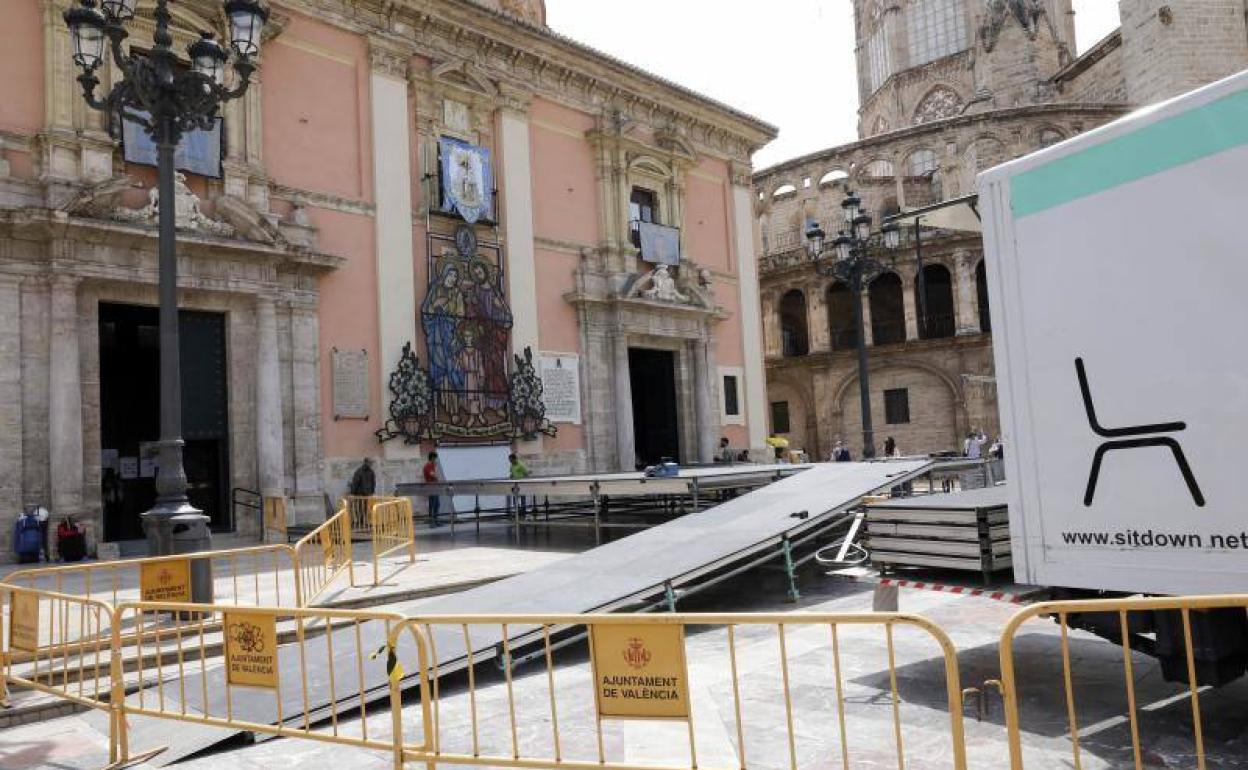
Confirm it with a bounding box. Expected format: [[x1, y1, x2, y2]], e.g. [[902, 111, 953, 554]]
[[641, 264, 689, 303], [114, 172, 233, 236]]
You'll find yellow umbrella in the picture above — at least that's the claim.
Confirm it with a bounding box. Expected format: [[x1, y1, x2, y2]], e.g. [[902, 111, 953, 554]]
[[765, 436, 789, 449]]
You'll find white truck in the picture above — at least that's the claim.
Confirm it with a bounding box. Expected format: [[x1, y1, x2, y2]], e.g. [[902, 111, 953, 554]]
[[978, 68, 1248, 682]]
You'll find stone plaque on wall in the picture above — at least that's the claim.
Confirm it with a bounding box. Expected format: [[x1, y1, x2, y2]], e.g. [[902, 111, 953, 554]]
[[539, 353, 581, 425], [332, 347, 370, 420]]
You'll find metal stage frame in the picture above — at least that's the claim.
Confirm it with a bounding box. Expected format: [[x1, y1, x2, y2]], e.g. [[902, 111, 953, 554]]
[[394, 463, 813, 542]]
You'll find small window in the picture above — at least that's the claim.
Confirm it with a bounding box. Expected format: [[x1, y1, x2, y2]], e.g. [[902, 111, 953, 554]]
[[884, 388, 910, 424], [723, 375, 740, 417], [771, 401, 791, 434], [629, 187, 658, 247]]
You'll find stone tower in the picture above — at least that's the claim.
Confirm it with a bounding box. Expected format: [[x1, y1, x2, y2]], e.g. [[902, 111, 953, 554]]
[[970, 0, 1075, 109], [852, 0, 1076, 139], [1118, 0, 1248, 106]]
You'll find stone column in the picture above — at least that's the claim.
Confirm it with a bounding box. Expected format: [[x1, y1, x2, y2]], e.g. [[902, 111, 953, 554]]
[[690, 339, 715, 464], [255, 296, 285, 498], [49, 276, 83, 517], [807, 283, 830, 353], [901, 269, 920, 341], [369, 40, 419, 460], [288, 303, 323, 522], [953, 251, 979, 335], [613, 333, 635, 471], [0, 276, 23, 526]]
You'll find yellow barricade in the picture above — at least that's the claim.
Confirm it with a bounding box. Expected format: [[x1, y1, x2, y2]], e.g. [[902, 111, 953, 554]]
[[371, 497, 417, 585], [294, 505, 356, 604], [0, 584, 167, 768], [344, 495, 402, 537], [3, 544, 301, 611], [388, 612, 969, 770], [109, 600, 426, 764], [998, 594, 1248, 770]]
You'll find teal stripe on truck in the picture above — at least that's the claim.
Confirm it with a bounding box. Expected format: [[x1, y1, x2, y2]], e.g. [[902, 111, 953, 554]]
[[1011, 87, 1248, 218]]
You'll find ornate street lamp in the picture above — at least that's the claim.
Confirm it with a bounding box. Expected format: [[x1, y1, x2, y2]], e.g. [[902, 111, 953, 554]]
[[806, 191, 901, 460], [64, 0, 267, 556]]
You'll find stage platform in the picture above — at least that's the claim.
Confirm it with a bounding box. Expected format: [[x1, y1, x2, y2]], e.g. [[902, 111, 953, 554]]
[[124, 460, 932, 765]]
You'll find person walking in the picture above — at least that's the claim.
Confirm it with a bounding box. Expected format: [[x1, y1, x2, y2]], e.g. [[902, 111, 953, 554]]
[[717, 437, 734, 464], [831, 440, 852, 462], [883, 436, 897, 458], [423, 451, 442, 527], [963, 430, 986, 460], [508, 452, 530, 516]]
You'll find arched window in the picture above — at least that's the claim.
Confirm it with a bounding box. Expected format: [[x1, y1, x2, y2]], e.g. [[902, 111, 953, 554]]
[[826, 282, 858, 351], [906, 149, 938, 177], [969, 136, 1008, 172], [864, 159, 894, 178], [772, 183, 797, 198], [869, 273, 905, 345], [916, 264, 955, 339], [976, 260, 991, 333], [779, 290, 810, 357], [819, 169, 849, 187]]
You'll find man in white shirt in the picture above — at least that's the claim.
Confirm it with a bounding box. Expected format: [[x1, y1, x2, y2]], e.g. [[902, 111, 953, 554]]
[[963, 431, 986, 460]]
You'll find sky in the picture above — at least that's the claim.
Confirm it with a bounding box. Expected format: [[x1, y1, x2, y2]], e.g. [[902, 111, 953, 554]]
[[543, 1, 1123, 170]]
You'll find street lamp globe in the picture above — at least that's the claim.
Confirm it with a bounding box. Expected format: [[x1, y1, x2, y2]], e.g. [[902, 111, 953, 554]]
[[852, 213, 872, 241], [188, 32, 228, 85], [881, 220, 901, 250], [805, 223, 825, 257], [99, 0, 137, 23], [833, 231, 853, 262], [841, 191, 862, 224], [64, 0, 107, 72], [224, 0, 269, 58]]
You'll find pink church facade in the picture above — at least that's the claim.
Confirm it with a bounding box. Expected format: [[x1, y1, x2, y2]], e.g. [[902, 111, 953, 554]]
[[0, 0, 775, 552]]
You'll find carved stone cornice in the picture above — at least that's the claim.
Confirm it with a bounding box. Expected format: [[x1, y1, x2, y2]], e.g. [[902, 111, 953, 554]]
[[368, 35, 412, 79]]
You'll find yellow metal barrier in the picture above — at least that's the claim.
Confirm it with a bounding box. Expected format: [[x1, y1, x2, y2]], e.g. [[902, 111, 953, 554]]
[[111, 600, 425, 763], [344, 495, 407, 536], [0, 584, 166, 768], [3, 544, 301, 612], [371, 497, 417, 585], [388, 612, 969, 770], [998, 594, 1248, 770], [294, 505, 356, 604]]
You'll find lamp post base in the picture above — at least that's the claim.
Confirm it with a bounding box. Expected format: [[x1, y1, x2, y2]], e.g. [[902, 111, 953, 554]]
[[141, 509, 214, 603]]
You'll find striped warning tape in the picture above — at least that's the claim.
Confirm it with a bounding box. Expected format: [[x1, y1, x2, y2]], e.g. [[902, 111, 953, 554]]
[[879, 578, 1025, 604]]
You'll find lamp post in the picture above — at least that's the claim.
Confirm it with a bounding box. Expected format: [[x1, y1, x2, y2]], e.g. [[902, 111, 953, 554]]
[[806, 191, 900, 460], [64, 0, 267, 556]]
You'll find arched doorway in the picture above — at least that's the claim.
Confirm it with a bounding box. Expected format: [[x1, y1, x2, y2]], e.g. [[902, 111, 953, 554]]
[[916, 264, 955, 339], [826, 282, 857, 351], [779, 289, 809, 356], [869, 273, 905, 345]]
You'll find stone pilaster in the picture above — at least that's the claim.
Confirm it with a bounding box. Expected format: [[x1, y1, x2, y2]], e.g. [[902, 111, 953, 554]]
[[901, 268, 920, 341], [369, 38, 419, 459], [49, 275, 83, 517], [612, 332, 635, 471], [288, 303, 323, 522], [255, 296, 285, 497], [953, 251, 979, 335], [691, 339, 715, 464], [0, 276, 23, 531]]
